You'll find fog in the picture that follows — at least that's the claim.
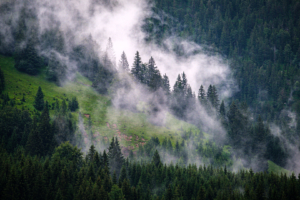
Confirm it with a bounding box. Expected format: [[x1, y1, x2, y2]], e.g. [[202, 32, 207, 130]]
[[3, 0, 293, 172]]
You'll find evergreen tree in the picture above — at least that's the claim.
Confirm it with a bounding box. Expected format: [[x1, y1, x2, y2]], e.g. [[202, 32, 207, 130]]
[[34, 86, 44, 111], [131, 51, 143, 82], [26, 117, 42, 156], [162, 74, 170, 95], [152, 150, 161, 167], [109, 185, 125, 200], [227, 101, 248, 151], [39, 101, 55, 156], [118, 51, 129, 72], [105, 37, 116, 69], [118, 166, 127, 186], [198, 85, 206, 105], [147, 57, 162, 90], [87, 145, 96, 164], [92, 64, 115, 94], [46, 52, 67, 85], [68, 97, 79, 112], [108, 137, 124, 177]]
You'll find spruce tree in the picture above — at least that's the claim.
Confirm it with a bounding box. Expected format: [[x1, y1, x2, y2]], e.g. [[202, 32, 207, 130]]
[[147, 57, 162, 90], [162, 74, 170, 95], [152, 150, 161, 167], [108, 137, 124, 177], [26, 117, 42, 156], [198, 85, 206, 104], [131, 51, 142, 82], [39, 101, 54, 156], [34, 86, 44, 111], [118, 166, 127, 186], [118, 51, 129, 72]]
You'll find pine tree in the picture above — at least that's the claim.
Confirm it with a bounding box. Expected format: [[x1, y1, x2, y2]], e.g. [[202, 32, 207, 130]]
[[121, 179, 131, 200], [131, 51, 142, 82], [39, 101, 54, 156], [162, 74, 170, 95], [152, 150, 161, 167], [108, 137, 124, 177], [118, 51, 129, 72], [87, 145, 96, 163], [61, 99, 67, 115], [105, 37, 116, 69], [109, 185, 125, 200], [147, 57, 162, 90], [34, 86, 44, 111], [196, 186, 206, 200], [220, 100, 226, 117], [46, 52, 67, 84], [25, 117, 40, 155], [118, 166, 127, 186], [198, 85, 206, 105]]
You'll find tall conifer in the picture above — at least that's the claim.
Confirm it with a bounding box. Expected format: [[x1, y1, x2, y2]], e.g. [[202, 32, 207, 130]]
[[34, 86, 44, 111]]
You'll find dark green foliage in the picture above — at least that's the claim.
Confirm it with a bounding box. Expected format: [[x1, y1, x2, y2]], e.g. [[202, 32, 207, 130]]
[[14, 41, 43, 75], [131, 51, 143, 82], [152, 150, 161, 167], [162, 74, 170, 95], [26, 117, 42, 156], [227, 101, 248, 150], [92, 64, 115, 94], [52, 141, 83, 167], [46, 52, 67, 85], [68, 97, 79, 112], [34, 86, 44, 111], [39, 101, 55, 156], [147, 57, 162, 91], [0, 67, 4, 94], [108, 137, 124, 177], [1, 135, 300, 200], [198, 85, 206, 106]]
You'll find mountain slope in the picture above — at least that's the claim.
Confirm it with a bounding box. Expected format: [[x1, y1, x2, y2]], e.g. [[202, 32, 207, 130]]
[[0, 55, 201, 150]]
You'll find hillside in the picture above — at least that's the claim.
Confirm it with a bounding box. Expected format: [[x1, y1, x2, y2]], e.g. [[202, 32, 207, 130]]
[[1, 54, 292, 174], [0, 55, 201, 152]]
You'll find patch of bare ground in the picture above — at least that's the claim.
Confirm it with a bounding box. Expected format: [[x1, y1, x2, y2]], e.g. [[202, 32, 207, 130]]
[[140, 142, 145, 146], [121, 147, 130, 157]]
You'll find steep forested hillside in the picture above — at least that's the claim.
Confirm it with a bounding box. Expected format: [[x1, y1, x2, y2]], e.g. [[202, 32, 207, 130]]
[[150, 0, 300, 122], [1, 0, 300, 199]]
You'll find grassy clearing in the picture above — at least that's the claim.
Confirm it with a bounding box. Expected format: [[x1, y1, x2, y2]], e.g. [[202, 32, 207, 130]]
[[0, 55, 202, 149], [268, 160, 291, 175]]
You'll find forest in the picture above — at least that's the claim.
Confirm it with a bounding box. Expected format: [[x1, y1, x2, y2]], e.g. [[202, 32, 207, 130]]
[[1, 0, 300, 199]]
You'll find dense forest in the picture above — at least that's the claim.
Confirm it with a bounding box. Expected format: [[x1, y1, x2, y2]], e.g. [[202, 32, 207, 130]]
[[1, 0, 300, 199], [149, 0, 300, 131]]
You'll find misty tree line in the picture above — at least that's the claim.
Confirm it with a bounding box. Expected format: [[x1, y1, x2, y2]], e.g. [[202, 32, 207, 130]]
[[148, 0, 300, 169], [2, 138, 300, 200], [128, 134, 232, 169], [0, 0, 297, 173]]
